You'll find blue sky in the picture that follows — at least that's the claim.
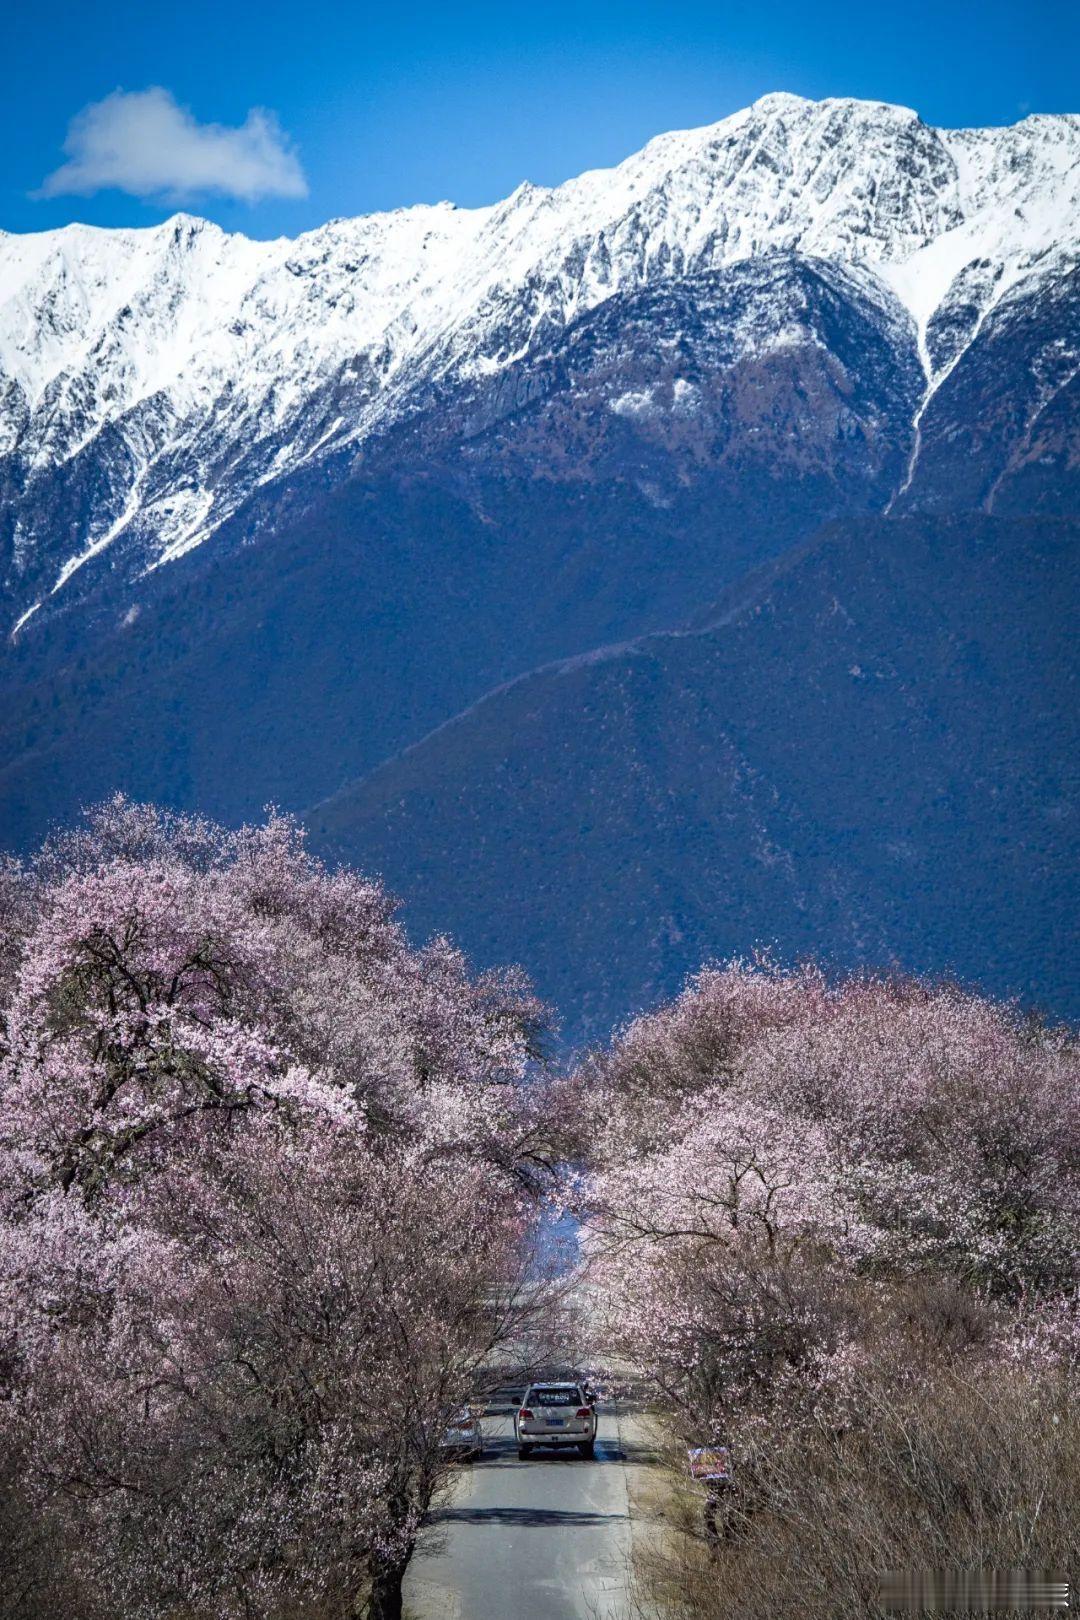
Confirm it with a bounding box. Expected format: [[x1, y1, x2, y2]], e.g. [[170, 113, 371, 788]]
[[6, 0, 1077, 238]]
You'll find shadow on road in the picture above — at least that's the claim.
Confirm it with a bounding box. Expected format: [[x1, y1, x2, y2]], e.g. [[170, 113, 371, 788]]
[[471, 1438, 628, 1468], [430, 1505, 630, 1527]]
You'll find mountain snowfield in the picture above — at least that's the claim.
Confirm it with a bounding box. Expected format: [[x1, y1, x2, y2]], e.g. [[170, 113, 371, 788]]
[[3, 92, 1079, 636]]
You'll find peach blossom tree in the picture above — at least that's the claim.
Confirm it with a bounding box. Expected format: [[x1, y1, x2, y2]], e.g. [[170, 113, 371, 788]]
[[0, 798, 550, 1620], [575, 962, 1079, 1441]]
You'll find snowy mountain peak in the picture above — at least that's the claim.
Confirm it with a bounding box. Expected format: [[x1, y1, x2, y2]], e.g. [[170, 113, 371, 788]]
[[2, 95, 1078, 626]]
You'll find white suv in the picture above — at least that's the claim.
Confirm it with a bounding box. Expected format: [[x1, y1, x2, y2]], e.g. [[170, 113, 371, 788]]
[[515, 1381, 597, 1459]]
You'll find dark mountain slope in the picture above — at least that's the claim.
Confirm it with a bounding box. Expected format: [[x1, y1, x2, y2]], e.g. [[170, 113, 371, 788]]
[[310, 514, 1079, 1039], [0, 260, 920, 852]]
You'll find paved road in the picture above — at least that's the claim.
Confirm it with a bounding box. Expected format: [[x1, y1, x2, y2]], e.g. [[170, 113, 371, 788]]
[[404, 1409, 633, 1620]]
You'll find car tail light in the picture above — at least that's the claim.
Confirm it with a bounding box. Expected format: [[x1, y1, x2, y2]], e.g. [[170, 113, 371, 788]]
[[576, 1407, 591, 1418], [519, 1408, 534, 1421]]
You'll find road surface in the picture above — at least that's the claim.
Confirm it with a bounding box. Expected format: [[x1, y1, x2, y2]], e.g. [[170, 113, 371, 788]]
[[404, 1407, 634, 1620]]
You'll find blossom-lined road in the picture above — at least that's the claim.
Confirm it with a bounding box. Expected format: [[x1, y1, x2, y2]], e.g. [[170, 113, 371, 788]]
[[405, 1406, 633, 1620]]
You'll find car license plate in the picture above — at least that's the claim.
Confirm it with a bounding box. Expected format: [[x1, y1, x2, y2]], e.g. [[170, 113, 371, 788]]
[[547, 1417, 564, 1427]]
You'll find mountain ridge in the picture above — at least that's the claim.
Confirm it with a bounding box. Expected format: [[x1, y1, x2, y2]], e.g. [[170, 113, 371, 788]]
[[308, 510, 1079, 1037], [3, 93, 1078, 634], [0, 97, 1075, 1039]]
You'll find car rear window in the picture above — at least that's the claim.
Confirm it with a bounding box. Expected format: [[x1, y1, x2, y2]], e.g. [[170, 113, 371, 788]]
[[528, 1387, 582, 1406]]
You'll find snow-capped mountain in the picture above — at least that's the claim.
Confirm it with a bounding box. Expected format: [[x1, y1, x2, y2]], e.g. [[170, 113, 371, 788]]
[[2, 93, 1078, 636]]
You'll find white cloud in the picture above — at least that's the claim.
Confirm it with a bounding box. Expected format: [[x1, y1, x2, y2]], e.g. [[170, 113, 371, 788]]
[[38, 87, 308, 204]]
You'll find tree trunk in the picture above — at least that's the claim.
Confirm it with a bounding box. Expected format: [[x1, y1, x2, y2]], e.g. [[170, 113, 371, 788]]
[[369, 1557, 408, 1620]]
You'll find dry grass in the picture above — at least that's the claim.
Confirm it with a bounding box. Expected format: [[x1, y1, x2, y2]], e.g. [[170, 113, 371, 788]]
[[631, 1362, 1078, 1619]]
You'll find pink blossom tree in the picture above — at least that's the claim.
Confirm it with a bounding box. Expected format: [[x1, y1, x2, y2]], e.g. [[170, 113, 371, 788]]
[[0, 798, 552, 1620], [575, 962, 1079, 1446]]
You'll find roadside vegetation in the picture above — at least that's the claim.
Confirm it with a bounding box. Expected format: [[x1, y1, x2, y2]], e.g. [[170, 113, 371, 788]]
[[572, 962, 1079, 1617], [1, 807, 1075, 1619]]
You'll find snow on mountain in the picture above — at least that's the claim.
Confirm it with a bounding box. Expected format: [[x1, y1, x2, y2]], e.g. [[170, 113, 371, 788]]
[[2, 93, 1078, 630]]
